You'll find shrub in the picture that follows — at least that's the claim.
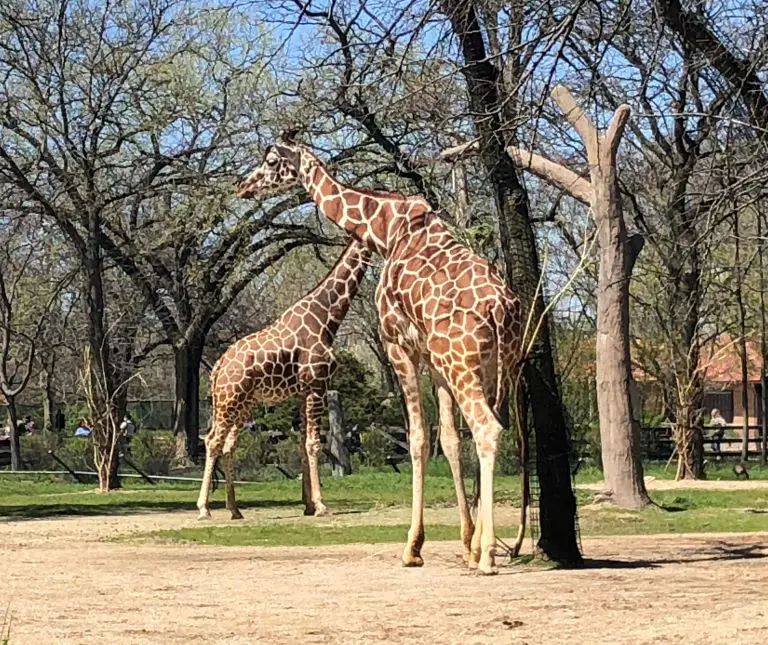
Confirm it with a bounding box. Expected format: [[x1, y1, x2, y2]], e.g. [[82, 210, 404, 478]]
[[359, 426, 391, 468], [19, 432, 61, 470], [234, 431, 274, 478], [130, 430, 176, 475], [57, 437, 95, 471], [274, 433, 304, 475]]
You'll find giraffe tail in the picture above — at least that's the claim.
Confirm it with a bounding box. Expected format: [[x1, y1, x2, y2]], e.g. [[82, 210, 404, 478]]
[[492, 302, 510, 422]]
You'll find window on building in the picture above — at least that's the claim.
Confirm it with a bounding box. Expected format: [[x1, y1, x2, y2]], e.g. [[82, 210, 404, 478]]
[[702, 391, 734, 422]]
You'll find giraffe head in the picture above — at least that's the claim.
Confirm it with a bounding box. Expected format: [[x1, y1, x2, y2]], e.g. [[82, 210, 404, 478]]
[[237, 131, 305, 199]]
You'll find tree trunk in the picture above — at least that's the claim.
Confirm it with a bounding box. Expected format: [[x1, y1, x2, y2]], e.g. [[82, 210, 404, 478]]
[[675, 407, 704, 480], [734, 209, 750, 462], [41, 366, 55, 432], [506, 89, 650, 507], [173, 336, 204, 462], [6, 398, 21, 471], [592, 136, 651, 508], [327, 390, 351, 476], [442, 0, 581, 565], [83, 207, 121, 491], [759, 206, 768, 465]]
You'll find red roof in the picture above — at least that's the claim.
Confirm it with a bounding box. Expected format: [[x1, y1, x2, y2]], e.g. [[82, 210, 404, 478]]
[[700, 334, 763, 383], [632, 334, 763, 383]]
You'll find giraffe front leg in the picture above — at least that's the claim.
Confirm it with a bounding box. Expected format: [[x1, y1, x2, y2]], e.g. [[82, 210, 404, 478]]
[[303, 388, 328, 516], [387, 342, 428, 567], [434, 377, 474, 564], [197, 430, 220, 520]]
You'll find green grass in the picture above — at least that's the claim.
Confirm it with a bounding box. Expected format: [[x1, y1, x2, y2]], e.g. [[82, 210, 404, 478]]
[[0, 470, 525, 520], [3, 468, 767, 550], [573, 461, 768, 483]]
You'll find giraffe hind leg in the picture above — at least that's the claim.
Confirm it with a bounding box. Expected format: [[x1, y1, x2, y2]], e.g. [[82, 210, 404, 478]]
[[454, 383, 502, 575], [222, 435, 243, 520], [434, 374, 474, 564]]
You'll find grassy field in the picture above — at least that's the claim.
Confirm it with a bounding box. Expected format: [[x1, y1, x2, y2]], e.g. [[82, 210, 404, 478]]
[[2, 460, 767, 548]]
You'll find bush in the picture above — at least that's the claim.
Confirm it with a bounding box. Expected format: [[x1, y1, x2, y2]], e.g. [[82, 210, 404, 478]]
[[57, 437, 95, 471], [359, 427, 391, 468], [130, 430, 176, 475], [274, 432, 304, 475], [20, 432, 61, 469], [234, 431, 275, 478]]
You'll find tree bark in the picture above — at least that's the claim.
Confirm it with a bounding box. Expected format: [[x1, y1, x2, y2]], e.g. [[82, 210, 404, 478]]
[[6, 398, 21, 471], [327, 390, 352, 476], [760, 207, 768, 465], [83, 207, 121, 491], [442, 0, 581, 565], [41, 366, 55, 432], [173, 335, 204, 462], [507, 88, 650, 507], [734, 208, 750, 462]]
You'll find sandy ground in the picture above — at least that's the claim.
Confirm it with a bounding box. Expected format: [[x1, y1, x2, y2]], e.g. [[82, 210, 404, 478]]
[[579, 477, 768, 491], [2, 499, 768, 645]]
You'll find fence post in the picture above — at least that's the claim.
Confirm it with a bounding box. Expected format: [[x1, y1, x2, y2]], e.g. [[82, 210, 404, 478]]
[[327, 390, 351, 476]]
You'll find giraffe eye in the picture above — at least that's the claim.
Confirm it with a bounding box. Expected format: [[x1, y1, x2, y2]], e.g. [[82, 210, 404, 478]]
[[266, 155, 278, 166]]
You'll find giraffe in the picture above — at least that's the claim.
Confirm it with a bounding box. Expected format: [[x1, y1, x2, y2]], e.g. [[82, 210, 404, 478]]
[[196, 239, 371, 519], [237, 134, 523, 575]]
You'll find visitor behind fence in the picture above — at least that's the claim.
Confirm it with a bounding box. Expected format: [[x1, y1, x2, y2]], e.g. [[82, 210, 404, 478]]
[[710, 408, 727, 458], [74, 419, 91, 437], [54, 409, 66, 432], [120, 413, 136, 440]]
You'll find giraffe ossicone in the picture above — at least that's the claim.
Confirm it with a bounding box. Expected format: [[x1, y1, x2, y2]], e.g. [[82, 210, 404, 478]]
[[196, 239, 371, 520], [238, 139, 523, 575]]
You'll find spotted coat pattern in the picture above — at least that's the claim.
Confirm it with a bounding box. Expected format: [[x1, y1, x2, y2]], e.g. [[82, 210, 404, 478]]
[[196, 240, 370, 519], [238, 139, 523, 574]]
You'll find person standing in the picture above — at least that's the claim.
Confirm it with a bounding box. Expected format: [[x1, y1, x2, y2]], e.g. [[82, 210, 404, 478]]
[[710, 408, 728, 459]]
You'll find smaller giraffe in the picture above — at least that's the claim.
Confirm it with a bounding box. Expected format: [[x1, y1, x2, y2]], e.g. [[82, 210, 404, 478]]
[[197, 240, 370, 519]]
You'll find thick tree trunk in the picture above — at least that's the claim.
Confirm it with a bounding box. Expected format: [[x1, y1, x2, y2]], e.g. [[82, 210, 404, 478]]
[[173, 336, 204, 462], [442, 0, 581, 565], [6, 398, 21, 471], [507, 90, 650, 507], [592, 136, 651, 508]]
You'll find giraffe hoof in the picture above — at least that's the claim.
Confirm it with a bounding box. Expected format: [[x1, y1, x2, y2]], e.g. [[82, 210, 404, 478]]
[[230, 510, 244, 520], [475, 565, 499, 576], [197, 510, 212, 521], [402, 554, 424, 568], [303, 505, 315, 516], [313, 504, 330, 517]]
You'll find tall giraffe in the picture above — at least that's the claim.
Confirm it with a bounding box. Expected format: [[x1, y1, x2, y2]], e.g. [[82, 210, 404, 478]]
[[196, 239, 370, 519], [237, 135, 523, 575]]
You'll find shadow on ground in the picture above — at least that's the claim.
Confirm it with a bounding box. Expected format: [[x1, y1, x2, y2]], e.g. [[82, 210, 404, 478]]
[[0, 498, 300, 521], [580, 540, 768, 570]]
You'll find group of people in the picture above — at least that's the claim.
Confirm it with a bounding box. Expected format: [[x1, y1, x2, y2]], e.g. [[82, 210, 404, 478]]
[[73, 414, 136, 439], [0, 411, 137, 440]]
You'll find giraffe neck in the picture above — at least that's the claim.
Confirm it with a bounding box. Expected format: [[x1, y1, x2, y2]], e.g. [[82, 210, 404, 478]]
[[296, 149, 427, 257], [288, 240, 371, 335]]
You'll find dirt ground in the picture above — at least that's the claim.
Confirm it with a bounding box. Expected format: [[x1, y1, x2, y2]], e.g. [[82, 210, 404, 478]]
[[2, 502, 768, 645]]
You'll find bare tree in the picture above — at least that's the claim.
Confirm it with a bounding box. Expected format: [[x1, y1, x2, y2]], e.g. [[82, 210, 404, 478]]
[[0, 214, 69, 468], [504, 85, 650, 507]]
